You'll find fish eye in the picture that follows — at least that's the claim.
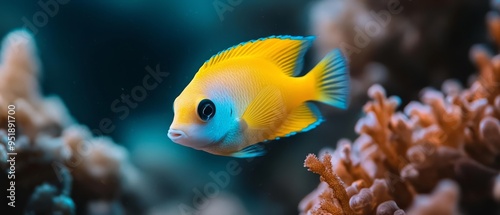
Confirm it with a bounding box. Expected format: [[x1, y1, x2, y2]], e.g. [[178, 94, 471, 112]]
[[197, 99, 216, 122]]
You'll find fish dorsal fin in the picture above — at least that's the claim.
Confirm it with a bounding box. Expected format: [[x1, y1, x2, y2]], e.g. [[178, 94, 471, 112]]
[[201, 35, 314, 76], [231, 144, 266, 158], [272, 102, 323, 139], [241, 85, 286, 134]]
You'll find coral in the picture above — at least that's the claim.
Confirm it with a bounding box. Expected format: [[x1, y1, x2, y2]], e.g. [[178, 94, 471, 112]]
[[309, 0, 490, 105], [303, 153, 354, 215], [300, 4, 500, 215], [495, 174, 500, 202], [0, 29, 145, 214], [405, 180, 459, 215]]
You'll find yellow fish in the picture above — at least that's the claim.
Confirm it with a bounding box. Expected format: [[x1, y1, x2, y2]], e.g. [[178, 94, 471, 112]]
[[168, 36, 349, 157]]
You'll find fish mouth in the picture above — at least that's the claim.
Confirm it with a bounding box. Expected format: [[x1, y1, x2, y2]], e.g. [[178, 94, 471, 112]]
[[167, 127, 215, 150], [167, 129, 188, 141]]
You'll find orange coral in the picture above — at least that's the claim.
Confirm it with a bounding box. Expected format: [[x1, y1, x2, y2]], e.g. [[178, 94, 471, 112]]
[[305, 153, 354, 215], [301, 5, 500, 215]]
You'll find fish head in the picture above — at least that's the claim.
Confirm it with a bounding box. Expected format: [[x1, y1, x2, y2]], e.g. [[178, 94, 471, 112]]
[[168, 86, 236, 150]]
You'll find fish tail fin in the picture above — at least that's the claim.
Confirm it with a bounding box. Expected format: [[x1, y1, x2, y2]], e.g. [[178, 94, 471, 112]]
[[307, 49, 350, 109]]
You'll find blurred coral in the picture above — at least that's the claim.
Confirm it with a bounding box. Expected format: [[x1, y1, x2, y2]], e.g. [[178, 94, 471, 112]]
[[309, 0, 490, 105], [405, 180, 459, 215], [0, 29, 145, 214], [300, 4, 500, 215]]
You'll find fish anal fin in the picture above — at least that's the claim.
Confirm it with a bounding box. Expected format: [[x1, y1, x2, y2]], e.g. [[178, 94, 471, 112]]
[[272, 103, 323, 139]]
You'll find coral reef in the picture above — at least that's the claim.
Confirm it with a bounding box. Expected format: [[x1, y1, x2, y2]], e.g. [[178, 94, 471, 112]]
[[0, 30, 144, 214], [300, 4, 500, 215]]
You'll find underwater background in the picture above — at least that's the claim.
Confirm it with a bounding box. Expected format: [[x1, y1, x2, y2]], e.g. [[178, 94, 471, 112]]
[[1, 0, 499, 214]]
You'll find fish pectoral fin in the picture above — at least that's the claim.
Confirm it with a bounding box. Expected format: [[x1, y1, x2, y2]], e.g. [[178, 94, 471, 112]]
[[271, 102, 323, 139], [231, 144, 266, 158], [237, 117, 248, 132], [241, 86, 286, 134]]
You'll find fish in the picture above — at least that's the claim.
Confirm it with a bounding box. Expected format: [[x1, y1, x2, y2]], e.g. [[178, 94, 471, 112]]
[[168, 35, 349, 158]]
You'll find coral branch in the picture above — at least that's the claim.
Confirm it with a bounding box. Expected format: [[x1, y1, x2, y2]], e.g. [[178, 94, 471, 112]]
[[305, 153, 354, 215]]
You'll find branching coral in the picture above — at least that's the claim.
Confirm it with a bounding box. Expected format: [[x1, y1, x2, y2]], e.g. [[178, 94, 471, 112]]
[[0, 30, 144, 214], [303, 153, 354, 215], [300, 5, 500, 215]]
